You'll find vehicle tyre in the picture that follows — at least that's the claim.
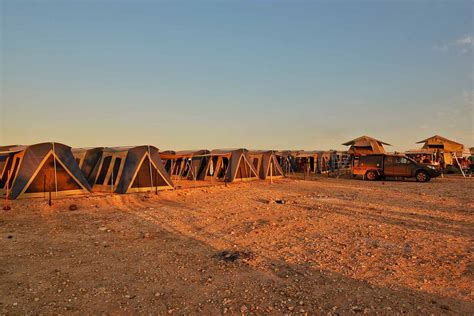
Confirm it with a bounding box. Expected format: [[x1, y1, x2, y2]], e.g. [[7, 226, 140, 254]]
[[365, 170, 378, 181], [415, 170, 430, 182]]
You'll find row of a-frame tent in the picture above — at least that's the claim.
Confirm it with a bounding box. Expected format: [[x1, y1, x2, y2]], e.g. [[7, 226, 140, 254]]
[[0, 143, 285, 200]]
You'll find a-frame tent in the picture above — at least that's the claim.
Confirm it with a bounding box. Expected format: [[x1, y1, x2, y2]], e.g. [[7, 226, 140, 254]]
[[275, 150, 300, 175], [72, 147, 104, 187], [91, 146, 174, 194], [248, 150, 284, 180], [160, 150, 209, 180], [296, 151, 319, 174], [0, 147, 25, 195], [8, 142, 92, 199], [198, 149, 258, 182]]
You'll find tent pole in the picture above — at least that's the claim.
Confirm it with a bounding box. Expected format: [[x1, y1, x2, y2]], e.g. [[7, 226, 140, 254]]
[[452, 153, 466, 178], [270, 161, 273, 184], [3, 170, 11, 211], [52, 142, 58, 197], [111, 160, 114, 193], [147, 146, 155, 193]]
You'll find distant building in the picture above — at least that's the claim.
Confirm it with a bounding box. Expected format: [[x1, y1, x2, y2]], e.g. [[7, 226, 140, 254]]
[[342, 135, 391, 155]]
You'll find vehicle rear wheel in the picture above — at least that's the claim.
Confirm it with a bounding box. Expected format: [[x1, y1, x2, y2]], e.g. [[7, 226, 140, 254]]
[[365, 170, 378, 181], [416, 170, 430, 182]]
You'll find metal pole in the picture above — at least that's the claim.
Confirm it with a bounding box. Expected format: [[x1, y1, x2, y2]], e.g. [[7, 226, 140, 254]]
[[147, 146, 154, 192], [111, 161, 114, 193], [270, 161, 273, 184], [52, 142, 58, 197], [4, 170, 11, 210]]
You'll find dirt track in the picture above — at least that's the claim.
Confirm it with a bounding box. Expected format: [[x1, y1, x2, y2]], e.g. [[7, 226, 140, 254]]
[[0, 177, 473, 314]]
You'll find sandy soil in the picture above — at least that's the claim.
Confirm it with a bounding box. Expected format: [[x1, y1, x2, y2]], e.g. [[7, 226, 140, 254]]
[[0, 177, 473, 315]]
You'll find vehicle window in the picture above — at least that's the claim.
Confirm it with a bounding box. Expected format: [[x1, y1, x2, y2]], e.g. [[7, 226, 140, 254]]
[[385, 156, 395, 164], [400, 158, 410, 164]]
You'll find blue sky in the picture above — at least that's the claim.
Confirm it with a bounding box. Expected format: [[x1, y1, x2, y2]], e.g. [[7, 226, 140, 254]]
[[1, 0, 472, 151]]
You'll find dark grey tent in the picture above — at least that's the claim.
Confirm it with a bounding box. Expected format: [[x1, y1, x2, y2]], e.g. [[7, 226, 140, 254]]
[[249, 150, 284, 180], [91, 146, 174, 193], [7, 142, 92, 199], [160, 150, 210, 180], [0, 147, 24, 195], [72, 147, 104, 186], [198, 149, 258, 182]]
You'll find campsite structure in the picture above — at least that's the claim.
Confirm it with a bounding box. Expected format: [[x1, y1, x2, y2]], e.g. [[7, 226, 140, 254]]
[[198, 149, 258, 182], [160, 150, 209, 181], [3, 143, 92, 199], [0, 146, 24, 196], [72, 147, 104, 186], [416, 135, 465, 167], [86, 146, 174, 194], [342, 135, 391, 155], [248, 151, 284, 180]]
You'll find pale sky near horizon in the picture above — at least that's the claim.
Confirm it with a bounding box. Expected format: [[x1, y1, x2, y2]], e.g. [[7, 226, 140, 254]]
[[0, 0, 472, 152]]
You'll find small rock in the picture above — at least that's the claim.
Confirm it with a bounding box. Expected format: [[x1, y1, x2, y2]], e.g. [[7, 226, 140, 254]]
[[69, 204, 78, 211], [154, 292, 161, 297], [351, 306, 363, 312], [240, 305, 248, 313], [98, 227, 107, 232]]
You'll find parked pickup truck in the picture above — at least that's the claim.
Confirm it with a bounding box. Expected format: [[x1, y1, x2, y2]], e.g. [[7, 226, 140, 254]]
[[352, 154, 441, 182]]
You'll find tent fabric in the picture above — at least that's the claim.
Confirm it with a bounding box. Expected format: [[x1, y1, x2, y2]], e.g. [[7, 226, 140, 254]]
[[113, 146, 174, 194], [197, 150, 232, 181], [160, 150, 209, 180], [226, 149, 258, 182], [0, 151, 22, 192], [198, 149, 258, 182], [8, 142, 92, 199], [249, 151, 284, 179], [416, 135, 465, 153], [342, 136, 390, 155], [72, 147, 104, 186], [416, 135, 465, 166]]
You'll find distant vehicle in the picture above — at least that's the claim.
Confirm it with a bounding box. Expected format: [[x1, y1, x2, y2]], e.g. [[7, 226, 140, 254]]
[[352, 154, 441, 182]]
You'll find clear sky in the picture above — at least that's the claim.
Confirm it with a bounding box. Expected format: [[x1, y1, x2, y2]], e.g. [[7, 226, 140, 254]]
[[1, 0, 472, 151]]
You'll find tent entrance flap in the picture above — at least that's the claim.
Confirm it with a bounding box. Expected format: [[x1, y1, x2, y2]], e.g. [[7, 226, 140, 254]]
[[24, 154, 82, 194], [130, 155, 168, 189]]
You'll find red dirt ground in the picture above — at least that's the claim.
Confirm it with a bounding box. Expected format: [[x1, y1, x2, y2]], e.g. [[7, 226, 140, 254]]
[[0, 177, 473, 314]]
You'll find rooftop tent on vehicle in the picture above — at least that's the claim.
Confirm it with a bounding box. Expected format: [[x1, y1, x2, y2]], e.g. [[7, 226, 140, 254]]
[[6, 142, 92, 199], [248, 151, 284, 180], [72, 147, 104, 187], [342, 135, 391, 155], [160, 150, 210, 181], [197, 149, 258, 182], [90, 146, 174, 193]]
